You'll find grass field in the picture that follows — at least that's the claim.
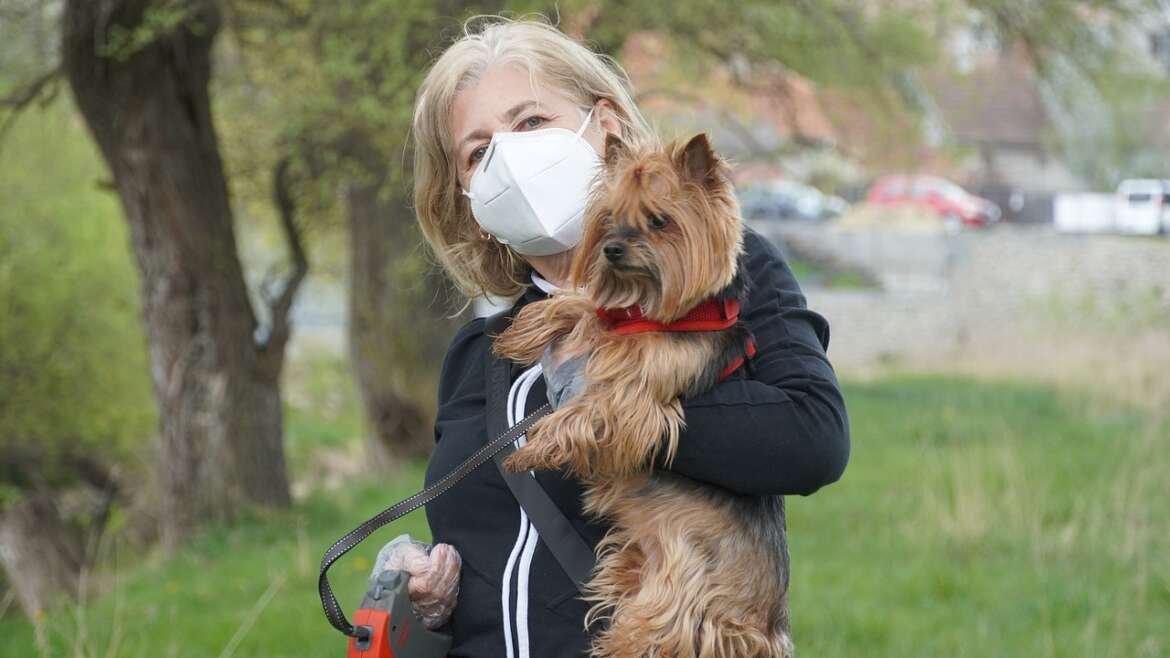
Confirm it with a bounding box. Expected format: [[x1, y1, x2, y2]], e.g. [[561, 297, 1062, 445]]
[[785, 255, 874, 290], [2, 374, 1167, 658]]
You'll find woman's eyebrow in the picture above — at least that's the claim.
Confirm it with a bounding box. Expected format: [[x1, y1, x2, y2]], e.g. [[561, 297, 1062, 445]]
[[458, 128, 492, 153], [499, 99, 538, 123], [457, 100, 542, 153]]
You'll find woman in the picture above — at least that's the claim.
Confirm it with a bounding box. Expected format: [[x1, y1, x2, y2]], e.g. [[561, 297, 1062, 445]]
[[384, 16, 850, 658]]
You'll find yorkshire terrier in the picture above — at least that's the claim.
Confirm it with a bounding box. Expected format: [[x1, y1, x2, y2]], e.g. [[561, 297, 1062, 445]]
[[492, 133, 792, 658]]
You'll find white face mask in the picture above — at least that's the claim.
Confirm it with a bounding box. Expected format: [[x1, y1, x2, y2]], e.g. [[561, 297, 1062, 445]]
[[462, 106, 601, 256]]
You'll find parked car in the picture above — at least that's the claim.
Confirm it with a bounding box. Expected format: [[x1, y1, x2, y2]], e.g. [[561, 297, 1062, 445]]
[[1115, 179, 1170, 235], [865, 175, 1001, 229], [736, 180, 850, 222], [1054, 193, 1117, 234]]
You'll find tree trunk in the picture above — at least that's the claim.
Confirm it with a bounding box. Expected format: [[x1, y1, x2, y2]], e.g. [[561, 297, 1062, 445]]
[[61, 0, 292, 551], [314, 0, 500, 471], [347, 182, 460, 470], [0, 495, 82, 619]]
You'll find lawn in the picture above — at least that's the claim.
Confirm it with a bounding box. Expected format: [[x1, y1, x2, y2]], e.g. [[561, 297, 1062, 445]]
[[2, 374, 1166, 657], [786, 255, 873, 290]]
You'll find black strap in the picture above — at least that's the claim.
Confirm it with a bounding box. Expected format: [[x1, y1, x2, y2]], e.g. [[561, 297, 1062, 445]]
[[484, 310, 597, 594], [317, 400, 551, 638]]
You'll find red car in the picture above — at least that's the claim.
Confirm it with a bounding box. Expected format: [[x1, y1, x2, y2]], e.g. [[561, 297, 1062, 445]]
[[866, 175, 1001, 228]]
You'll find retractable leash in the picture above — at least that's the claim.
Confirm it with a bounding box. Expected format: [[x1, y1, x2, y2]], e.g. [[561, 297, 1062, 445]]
[[319, 403, 551, 657]]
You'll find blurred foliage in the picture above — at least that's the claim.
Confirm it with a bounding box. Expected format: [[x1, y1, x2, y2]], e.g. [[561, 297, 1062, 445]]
[[941, 0, 1170, 186], [955, 0, 1157, 69], [99, 1, 197, 62], [1044, 61, 1170, 187], [0, 101, 155, 505], [215, 2, 511, 449], [582, 0, 936, 88], [576, 0, 1169, 186], [281, 350, 366, 475], [216, 0, 493, 227], [0, 0, 57, 79]]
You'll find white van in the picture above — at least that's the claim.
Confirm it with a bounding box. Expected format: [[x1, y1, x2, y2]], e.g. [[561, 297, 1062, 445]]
[[1115, 179, 1170, 235]]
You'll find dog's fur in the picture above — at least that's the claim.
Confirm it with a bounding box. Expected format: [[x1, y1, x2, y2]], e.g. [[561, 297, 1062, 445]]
[[491, 133, 792, 658]]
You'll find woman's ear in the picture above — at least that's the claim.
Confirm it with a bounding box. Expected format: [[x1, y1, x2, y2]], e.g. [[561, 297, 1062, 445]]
[[595, 98, 622, 144]]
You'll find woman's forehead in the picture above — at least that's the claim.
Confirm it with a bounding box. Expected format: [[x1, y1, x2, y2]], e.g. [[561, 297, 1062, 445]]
[[450, 63, 576, 140]]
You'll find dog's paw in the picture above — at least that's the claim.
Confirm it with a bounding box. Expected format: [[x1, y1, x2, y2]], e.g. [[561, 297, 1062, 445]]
[[543, 406, 600, 476], [504, 411, 596, 474], [503, 440, 559, 473], [492, 326, 540, 363], [500, 440, 540, 470]]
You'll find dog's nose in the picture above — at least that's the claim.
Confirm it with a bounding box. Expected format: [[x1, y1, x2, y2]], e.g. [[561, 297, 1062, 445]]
[[604, 242, 625, 262]]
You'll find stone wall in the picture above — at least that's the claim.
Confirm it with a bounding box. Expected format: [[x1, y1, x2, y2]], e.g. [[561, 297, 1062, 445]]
[[753, 221, 1170, 372]]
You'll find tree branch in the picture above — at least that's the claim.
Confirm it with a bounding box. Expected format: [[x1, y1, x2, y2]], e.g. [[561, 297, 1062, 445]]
[[0, 67, 61, 144], [259, 156, 308, 356]]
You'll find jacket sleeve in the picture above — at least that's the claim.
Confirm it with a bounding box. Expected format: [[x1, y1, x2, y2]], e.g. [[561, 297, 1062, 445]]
[[664, 228, 851, 496]]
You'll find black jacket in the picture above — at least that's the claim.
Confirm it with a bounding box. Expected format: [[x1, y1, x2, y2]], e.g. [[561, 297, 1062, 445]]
[[424, 227, 850, 657]]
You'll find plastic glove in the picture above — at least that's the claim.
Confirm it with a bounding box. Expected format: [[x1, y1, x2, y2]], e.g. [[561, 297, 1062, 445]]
[[370, 534, 461, 630], [540, 342, 589, 409]]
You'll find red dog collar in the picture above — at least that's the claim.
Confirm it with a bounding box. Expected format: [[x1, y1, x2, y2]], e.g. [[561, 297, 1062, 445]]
[[718, 339, 757, 380], [596, 297, 742, 335], [596, 297, 756, 380]]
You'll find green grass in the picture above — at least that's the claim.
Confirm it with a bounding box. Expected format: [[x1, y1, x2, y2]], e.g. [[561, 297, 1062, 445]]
[[0, 470, 432, 658], [282, 351, 367, 477], [788, 375, 1169, 657], [2, 375, 1167, 657], [787, 257, 822, 281], [788, 256, 873, 290]]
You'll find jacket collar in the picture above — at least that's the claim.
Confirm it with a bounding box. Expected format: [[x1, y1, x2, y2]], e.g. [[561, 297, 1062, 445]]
[[511, 272, 555, 314]]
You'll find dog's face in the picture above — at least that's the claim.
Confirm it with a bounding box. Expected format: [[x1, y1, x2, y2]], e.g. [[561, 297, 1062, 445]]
[[570, 133, 743, 322]]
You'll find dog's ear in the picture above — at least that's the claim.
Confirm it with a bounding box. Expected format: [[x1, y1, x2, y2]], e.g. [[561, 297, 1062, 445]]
[[604, 132, 626, 167], [678, 133, 719, 188]]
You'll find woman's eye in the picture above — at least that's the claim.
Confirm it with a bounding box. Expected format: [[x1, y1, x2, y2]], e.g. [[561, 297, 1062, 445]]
[[650, 214, 670, 230], [469, 145, 487, 167], [519, 115, 546, 130]]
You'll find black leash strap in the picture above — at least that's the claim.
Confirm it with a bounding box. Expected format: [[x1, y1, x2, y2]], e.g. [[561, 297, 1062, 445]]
[[318, 402, 552, 638]]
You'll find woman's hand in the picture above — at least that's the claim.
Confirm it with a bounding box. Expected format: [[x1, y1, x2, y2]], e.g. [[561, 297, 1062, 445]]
[[371, 535, 462, 630]]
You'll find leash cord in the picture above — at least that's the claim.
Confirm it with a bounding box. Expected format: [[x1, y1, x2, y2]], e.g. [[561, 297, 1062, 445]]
[[318, 403, 552, 638]]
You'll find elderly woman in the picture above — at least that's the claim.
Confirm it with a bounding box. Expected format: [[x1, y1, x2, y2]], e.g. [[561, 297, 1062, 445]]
[[381, 16, 850, 658]]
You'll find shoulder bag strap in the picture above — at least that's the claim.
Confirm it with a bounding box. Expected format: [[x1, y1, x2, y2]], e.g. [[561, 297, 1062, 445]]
[[483, 310, 596, 593]]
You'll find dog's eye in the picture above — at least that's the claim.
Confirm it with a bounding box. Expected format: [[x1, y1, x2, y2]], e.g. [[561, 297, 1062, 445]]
[[649, 214, 670, 230]]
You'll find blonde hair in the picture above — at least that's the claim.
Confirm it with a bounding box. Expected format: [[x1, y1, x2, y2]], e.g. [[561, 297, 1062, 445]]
[[411, 15, 655, 299]]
